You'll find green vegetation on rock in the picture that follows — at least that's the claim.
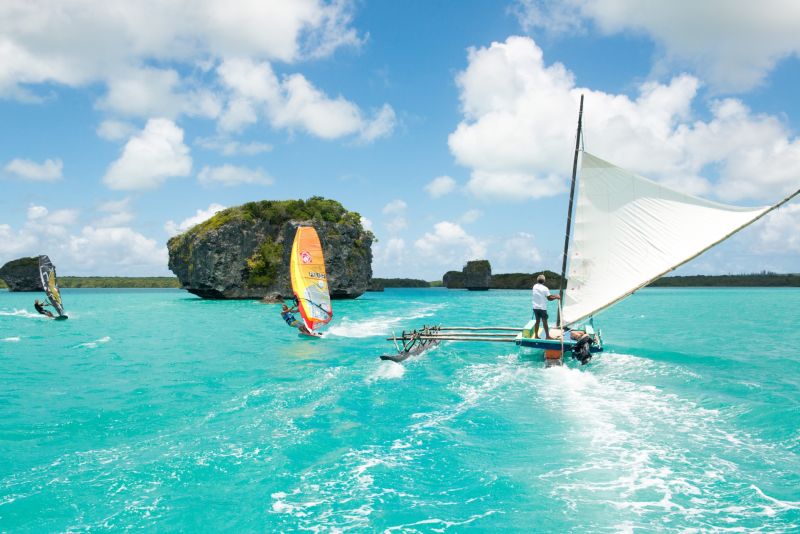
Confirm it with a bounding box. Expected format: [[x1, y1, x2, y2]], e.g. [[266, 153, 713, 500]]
[[246, 237, 283, 287]]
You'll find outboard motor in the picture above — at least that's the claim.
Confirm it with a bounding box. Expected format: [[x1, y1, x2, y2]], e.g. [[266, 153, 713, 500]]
[[571, 334, 594, 365]]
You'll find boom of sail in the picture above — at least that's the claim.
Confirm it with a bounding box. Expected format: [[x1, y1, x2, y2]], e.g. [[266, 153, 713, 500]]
[[38, 255, 66, 317], [562, 152, 798, 326], [289, 226, 332, 333]]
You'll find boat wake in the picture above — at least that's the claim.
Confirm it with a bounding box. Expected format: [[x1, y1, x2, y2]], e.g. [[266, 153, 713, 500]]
[[2, 336, 21, 342], [0, 309, 45, 319], [326, 305, 444, 338], [76, 336, 111, 349], [365, 361, 406, 383]]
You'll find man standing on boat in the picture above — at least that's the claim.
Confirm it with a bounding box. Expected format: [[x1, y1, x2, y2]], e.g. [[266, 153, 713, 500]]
[[532, 274, 560, 339]]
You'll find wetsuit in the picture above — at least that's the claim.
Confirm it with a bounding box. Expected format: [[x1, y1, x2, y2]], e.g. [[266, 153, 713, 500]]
[[34, 301, 53, 318]]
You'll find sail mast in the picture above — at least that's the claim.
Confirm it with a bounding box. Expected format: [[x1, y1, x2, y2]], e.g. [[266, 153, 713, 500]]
[[557, 94, 583, 326]]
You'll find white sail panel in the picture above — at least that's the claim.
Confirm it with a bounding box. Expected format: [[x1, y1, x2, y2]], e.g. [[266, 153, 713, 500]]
[[562, 152, 770, 325]]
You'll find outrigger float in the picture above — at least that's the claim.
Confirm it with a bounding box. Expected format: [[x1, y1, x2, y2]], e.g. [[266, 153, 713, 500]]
[[383, 324, 600, 367], [381, 95, 800, 367]]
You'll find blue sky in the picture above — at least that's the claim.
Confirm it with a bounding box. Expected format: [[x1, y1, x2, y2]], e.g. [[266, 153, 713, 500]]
[[1, 0, 799, 279]]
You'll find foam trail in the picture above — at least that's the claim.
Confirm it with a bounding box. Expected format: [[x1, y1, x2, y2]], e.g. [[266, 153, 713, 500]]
[[2, 337, 21, 342], [77, 336, 111, 349], [0, 309, 45, 319], [327, 305, 444, 338], [366, 361, 406, 383]]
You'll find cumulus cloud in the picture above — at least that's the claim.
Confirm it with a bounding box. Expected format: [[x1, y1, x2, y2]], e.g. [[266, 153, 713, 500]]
[[449, 36, 800, 203], [217, 57, 396, 141], [94, 197, 133, 227], [198, 164, 273, 187], [103, 118, 192, 190], [195, 136, 273, 156], [755, 203, 800, 253], [68, 226, 168, 273], [360, 216, 373, 231], [97, 119, 137, 141], [512, 0, 800, 92], [459, 209, 482, 224], [424, 175, 456, 198], [98, 67, 222, 119], [0, 0, 363, 98], [4, 158, 63, 181], [381, 199, 407, 233], [0, 201, 191, 275], [493, 231, 542, 272], [165, 203, 226, 236], [382, 199, 407, 215], [414, 221, 487, 268]]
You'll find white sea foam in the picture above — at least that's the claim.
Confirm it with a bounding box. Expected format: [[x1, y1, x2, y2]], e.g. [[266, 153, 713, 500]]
[[365, 361, 405, 383], [0, 309, 44, 319], [77, 336, 111, 349], [2, 336, 21, 342], [326, 305, 444, 338]]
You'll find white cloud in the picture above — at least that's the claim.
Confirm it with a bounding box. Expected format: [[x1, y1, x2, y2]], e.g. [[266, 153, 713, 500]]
[[459, 209, 482, 224], [0, 224, 36, 256], [371, 237, 407, 277], [414, 221, 487, 268], [103, 118, 192, 190], [359, 104, 397, 142], [0, 202, 178, 275], [756, 203, 800, 253], [360, 216, 373, 231], [493, 232, 542, 272], [381, 199, 407, 233], [0, 0, 363, 99], [198, 164, 273, 187], [4, 158, 63, 181], [196, 136, 273, 156], [512, 0, 800, 92], [97, 119, 137, 141], [217, 57, 396, 141], [382, 199, 407, 215], [27, 204, 48, 220], [68, 226, 168, 273], [424, 175, 456, 198], [165, 203, 226, 236], [449, 36, 800, 203], [94, 197, 133, 227], [386, 217, 407, 233]]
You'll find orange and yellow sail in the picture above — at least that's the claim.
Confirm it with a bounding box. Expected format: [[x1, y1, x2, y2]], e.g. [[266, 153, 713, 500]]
[[289, 227, 332, 332]]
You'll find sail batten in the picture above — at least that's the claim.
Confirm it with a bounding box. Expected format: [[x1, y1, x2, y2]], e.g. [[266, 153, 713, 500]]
[[561, 152, 792, 326]]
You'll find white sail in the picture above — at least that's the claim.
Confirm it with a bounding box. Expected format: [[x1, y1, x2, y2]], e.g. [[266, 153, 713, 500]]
[[562, 152, 772, 325]]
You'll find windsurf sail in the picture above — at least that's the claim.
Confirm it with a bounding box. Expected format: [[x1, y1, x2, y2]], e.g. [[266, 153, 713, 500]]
[[561, 151, 799, 326], [38, 255, 65, 317], [289, 227, 332, 332]]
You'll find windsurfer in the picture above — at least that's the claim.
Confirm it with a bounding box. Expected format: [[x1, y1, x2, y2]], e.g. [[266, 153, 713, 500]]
[[280, 300, 311, 335], [34, 299, 54, 318], [532, 274, 560, 339]]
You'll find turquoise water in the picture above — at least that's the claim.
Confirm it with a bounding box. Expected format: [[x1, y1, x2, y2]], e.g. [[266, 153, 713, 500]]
[[1, 287, 799, 531]]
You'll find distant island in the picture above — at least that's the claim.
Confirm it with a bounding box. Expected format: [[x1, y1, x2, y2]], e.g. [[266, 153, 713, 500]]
[[0, 277, 181, 289], [369, 272, 800, 289], [2, 273, 798, 291], [648, 272, 800, 287]]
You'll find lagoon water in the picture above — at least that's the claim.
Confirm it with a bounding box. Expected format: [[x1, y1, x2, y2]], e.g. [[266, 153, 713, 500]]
[[1, 287, 799, 531]]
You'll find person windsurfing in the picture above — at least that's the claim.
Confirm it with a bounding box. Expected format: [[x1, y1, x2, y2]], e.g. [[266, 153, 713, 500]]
[[280, 298, 310, 335], [34, 298, 54, 318]]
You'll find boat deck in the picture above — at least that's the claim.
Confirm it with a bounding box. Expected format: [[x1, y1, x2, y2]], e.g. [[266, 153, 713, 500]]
[[514, 320, 603, 354]]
